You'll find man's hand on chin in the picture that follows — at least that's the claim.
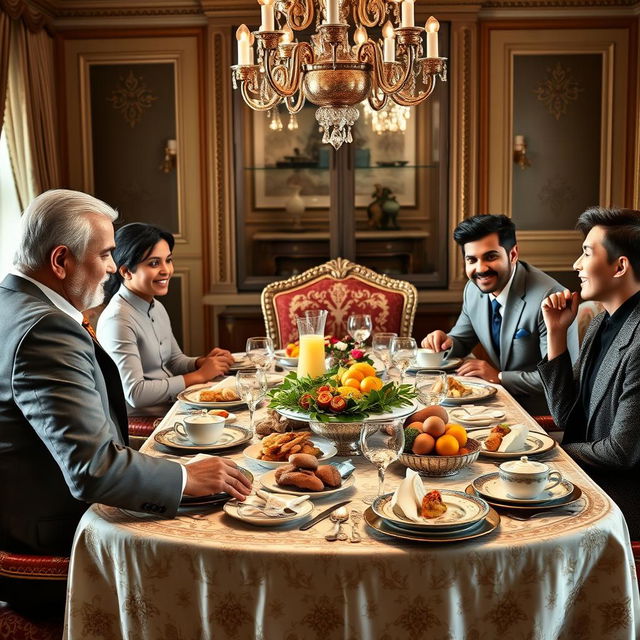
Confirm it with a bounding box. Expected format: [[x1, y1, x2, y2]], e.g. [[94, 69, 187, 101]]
[[456, 359, 500, 384]]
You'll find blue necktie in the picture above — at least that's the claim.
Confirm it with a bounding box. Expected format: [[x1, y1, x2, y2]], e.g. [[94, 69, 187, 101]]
[[490, 298, 502, 356]]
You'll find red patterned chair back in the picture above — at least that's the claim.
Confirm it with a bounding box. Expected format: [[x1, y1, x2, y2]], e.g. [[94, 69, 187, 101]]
[[261, 258, 418, 348]]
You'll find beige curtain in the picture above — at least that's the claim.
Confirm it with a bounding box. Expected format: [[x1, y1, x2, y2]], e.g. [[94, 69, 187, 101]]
[[5, 19, 60, 207], [0, 12, 9, 133]]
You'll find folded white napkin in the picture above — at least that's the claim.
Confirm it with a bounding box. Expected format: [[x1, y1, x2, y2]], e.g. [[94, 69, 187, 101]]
[[238, 490, 309, 517], [498, 424, 529, 452], [207, 377, 238, 391], [390, 468, 425, 522], [457, 405, 504, 419]]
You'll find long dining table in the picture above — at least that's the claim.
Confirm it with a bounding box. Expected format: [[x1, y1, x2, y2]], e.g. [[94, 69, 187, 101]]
[[63, 378, 640, 639]]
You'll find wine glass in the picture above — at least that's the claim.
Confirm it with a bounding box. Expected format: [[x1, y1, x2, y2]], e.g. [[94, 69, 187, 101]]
[[372, 332, 397, 380], [359, 420, 405, 504], [235, 368, 268, 434], [414, 370, 448, 406], [245, 336, 275, 372], [347, 314, 372, 349], [389, 336, 417, 385]]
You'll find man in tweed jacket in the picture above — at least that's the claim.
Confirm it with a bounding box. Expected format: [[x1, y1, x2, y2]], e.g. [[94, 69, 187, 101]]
[[538, 207, 640, 538]]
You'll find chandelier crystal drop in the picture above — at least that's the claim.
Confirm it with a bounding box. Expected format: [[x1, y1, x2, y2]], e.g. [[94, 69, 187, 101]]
[[231, 0, 447, 149]]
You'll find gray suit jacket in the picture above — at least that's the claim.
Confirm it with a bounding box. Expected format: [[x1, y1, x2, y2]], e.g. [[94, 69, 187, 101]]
[[538, 300, 640, 538], [448, 261, 578, 415], [0, 275, 183, 555]]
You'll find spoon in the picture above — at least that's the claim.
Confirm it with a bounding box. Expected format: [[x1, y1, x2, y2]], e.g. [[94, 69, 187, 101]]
[[325, 506, 349, 541], [349, 509, 362, 543]]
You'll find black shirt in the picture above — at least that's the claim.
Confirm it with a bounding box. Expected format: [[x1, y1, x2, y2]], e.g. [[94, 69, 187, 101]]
[[581, 290, 640, 415]]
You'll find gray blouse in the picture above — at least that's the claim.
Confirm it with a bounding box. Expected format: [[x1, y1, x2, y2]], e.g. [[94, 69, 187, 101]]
[[97, 285, 197, 416]]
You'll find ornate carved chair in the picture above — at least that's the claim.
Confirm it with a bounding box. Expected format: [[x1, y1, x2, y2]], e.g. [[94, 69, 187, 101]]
[[0, 550, 69, 639], [261, 258, 418, 347]]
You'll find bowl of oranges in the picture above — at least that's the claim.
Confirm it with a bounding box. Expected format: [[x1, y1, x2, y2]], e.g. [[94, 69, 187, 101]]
[[398, 406, 480, 476]]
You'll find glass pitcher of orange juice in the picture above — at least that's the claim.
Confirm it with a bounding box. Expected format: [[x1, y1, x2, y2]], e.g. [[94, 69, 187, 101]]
[[296, 310, 328, 379]]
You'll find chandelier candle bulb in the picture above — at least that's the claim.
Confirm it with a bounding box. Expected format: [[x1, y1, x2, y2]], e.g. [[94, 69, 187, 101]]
[[259, 0, 275, 31], [281, 24, 294, 44], [354, 25, 367, 46], [382, 22, 396, 63], [426, 17, 439, 58], [236, 25, 252, 66], [401, 0, 414, 28], [325, 0, 340, 24]]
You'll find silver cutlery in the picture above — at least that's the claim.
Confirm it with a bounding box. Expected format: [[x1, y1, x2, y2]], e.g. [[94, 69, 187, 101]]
[[325, 506, 349, 541], [349, 509, 362, 543], [507, 509, 581, 521], [299, 500, 351, 531]]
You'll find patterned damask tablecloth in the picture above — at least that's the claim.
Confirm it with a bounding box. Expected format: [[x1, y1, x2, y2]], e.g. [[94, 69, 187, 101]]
[[63, 381, 640, 640]]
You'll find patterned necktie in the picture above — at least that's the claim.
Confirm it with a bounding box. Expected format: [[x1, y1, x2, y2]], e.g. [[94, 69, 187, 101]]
[[490, 298, 502, 356], [82, 317, 99, 343]]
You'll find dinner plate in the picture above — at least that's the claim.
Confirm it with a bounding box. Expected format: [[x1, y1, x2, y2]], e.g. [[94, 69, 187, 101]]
[[154, 424, 252, 452], [447, 407, 506, 427], [230, 352, 251, 370], [177, 382, 246, 409], [275, 399, 418, 423], [385, 517, 486, 537], [258, 469, 356, 497], [407, 358, 463, 374], [364, 506, 500, 543], [372, 491, 490, 531], [223, 498, 313, 526], [441, 380, 498, 406], [467, 428, 556, 458], [465, 483, 583, 512], [471, 472, 575, 505], [180, 468, 254, 507], [243, 438, 337, 469]]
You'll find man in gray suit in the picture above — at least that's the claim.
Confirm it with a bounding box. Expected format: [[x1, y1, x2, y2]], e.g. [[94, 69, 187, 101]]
[[0, 190, 251, 612], [422, 214, 578, 415], [539, 207, 640, 539]]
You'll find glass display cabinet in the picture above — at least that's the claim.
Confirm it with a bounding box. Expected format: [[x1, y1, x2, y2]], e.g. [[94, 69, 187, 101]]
[[233, 23, 449, 291]]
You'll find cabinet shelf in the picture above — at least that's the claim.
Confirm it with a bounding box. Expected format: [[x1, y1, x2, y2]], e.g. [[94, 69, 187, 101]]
[[244, 164, 438, 171]]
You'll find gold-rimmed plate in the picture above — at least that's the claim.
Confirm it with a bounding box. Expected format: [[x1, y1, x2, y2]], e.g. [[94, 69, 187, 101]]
[[472, 471, 574, 505], [407, 357, 464, 374], [465, 483, 583, 511], [364, 506, 500, 543], [177, 382, 246, 409], [243, 438, 337, 469], [154, 424, 252, 452], [467, 428, 556, 458], [441, 380, 498, 406], [259, 469, 356, 498]]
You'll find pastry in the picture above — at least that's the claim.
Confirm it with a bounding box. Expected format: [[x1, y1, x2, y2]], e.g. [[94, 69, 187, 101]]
[[278, 470, 325, 492], [314, 465, 342, 487], [288, 453, 318, 470], [421, 490, 447, 518], [274, 464, 295, 482]]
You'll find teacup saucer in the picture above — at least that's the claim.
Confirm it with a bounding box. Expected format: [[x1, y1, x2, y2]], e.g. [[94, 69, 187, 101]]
[[154, 425, 252, 452], [472, 471, 574, 504]]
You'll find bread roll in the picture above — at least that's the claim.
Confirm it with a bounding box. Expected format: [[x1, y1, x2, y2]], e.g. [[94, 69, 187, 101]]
[[288, 453, 318, 470], [278, 470, 324, 492], [314, 465, 342, 488], [274, 463, 296, 482]]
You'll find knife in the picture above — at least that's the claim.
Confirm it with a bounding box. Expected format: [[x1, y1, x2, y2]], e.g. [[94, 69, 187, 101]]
[[299, 500, 351, 531]]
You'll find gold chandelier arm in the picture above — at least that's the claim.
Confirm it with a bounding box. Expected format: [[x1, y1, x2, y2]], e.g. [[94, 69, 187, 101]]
[[285, 89, 306, 113], [358, 41, 415, 95], [285, 0, 314, 30], [240, 81, 283, 111], [264, 41, 314, 98], [391, 74, 436, 106], [367, 88, 388, 111], [354, 0, 385, 27]]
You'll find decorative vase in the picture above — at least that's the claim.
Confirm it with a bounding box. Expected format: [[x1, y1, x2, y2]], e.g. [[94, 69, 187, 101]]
[[286, 185, 306, 230]]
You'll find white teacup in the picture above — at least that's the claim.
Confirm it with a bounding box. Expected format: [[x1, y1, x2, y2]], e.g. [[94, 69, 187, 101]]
[[175, 415, 225, 445], [415, 348, 451, 368], [498, 456, 563, 500]]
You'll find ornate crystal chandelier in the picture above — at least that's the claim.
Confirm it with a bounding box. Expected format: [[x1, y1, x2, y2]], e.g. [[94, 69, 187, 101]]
[[231, 0, 446, 149], [363, 100, 410, 134]]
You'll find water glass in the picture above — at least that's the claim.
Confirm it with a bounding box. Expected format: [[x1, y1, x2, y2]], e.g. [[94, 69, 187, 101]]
[[246, 336, 275, 372], [414, 370, 448, 406], [347, 314, 372, 349], [359, 420, 405, 504], [235, 368, 268, 434], [372, 332, 397, 380], [389, 336, 417, 385]]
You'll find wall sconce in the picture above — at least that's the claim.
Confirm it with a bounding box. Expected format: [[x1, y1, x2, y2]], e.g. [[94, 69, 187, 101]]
[[160, 139, 177, 173], [513, 134, 531, 169]]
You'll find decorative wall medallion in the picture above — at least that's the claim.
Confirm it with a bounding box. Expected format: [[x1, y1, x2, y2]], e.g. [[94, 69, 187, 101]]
[[534, 62, 583, 120], [107, 70, 158, 128]]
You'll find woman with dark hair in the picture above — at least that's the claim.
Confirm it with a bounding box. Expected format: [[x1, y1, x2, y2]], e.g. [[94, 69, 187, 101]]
[[97, 223, 233, 416]]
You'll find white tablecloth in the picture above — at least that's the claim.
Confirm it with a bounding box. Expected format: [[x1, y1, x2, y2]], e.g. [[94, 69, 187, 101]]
[[63, 381, 640, 639]]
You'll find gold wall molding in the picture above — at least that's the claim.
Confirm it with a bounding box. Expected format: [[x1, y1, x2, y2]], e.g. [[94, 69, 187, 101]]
[[517, 230, 582, 270]]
